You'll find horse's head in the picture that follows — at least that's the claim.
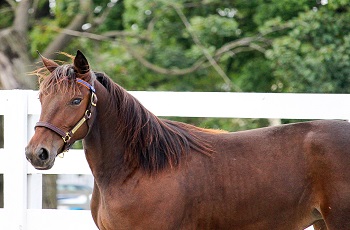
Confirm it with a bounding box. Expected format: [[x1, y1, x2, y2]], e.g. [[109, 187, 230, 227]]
[[25, 50, 97, 170]]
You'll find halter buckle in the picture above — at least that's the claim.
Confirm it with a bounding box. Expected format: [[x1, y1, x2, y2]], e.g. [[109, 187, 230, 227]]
[[62, 133, 72, 143]]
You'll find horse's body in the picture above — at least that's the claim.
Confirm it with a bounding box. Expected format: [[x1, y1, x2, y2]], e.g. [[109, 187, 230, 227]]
[[26, 51, 350, 230]]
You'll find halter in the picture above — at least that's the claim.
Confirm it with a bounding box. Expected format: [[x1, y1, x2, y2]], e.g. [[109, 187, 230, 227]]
[[35, 78, 97, 153]]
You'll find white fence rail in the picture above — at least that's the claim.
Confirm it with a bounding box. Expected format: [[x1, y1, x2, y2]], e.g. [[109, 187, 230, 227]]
[[1, 90, 350, 230]]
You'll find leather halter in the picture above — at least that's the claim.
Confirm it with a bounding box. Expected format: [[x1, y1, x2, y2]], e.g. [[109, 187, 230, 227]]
[[35, 78, 97, 153]]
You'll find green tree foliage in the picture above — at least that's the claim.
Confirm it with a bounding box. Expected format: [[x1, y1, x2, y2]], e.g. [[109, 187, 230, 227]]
[[266, 1, 350, 93], [1, 0, 349, 130]]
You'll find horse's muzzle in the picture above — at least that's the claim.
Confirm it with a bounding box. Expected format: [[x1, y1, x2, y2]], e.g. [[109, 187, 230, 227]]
[[25, 145, 56, 170]]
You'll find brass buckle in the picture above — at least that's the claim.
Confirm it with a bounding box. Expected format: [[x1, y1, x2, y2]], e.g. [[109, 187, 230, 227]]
[[62, 133, 71, 143]]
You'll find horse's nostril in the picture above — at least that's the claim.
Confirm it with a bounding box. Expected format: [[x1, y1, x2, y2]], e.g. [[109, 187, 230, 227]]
[[38, 148, 49, 161]]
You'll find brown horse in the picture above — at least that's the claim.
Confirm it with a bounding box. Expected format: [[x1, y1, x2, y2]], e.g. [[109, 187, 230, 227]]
[[26, 51, 350, 230]]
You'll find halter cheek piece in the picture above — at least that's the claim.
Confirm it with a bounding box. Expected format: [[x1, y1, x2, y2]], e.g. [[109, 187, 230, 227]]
[[35, 78, 97, 153]]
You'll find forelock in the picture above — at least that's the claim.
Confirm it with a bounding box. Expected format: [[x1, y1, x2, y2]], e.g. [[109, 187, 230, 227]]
[[39, 64, 81, 96]]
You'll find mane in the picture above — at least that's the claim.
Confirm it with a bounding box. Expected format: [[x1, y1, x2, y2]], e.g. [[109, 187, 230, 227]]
[[95, 72, 214, 173]]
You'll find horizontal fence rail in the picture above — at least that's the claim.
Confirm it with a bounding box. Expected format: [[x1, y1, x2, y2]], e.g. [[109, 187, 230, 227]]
[[1, 90, 349, 229]]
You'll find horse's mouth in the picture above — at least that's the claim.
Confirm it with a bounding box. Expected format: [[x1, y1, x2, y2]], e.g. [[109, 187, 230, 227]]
[[34, 164, 54, 170], [26, 156, 56, 170]]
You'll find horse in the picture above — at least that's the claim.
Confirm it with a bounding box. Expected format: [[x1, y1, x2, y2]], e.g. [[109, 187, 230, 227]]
[[25, 50, 350, 230]]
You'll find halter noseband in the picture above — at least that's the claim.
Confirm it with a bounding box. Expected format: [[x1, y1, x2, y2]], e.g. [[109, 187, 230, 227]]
[[35, 78, 97, 153]]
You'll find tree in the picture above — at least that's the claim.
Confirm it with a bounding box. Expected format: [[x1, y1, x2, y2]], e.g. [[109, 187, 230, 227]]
[[266, 1, 350, 93], [0, 0, 103, 89], [0, 0, 347, 139], [0, 0, 35, 89], [2, 0, 347, 95]]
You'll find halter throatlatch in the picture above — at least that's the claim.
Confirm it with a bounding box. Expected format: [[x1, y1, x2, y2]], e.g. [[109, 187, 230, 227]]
[[35, 78, 97, 154]]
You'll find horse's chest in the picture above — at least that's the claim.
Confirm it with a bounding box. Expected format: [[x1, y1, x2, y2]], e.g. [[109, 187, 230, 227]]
[[91, 194, 132, 230], [90, 177, 186, 229], [88, 184, 123, 227]]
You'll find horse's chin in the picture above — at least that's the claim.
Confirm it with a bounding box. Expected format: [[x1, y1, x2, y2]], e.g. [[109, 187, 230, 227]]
[[31, 158, 56, 170], [34, 164, 54, 170]]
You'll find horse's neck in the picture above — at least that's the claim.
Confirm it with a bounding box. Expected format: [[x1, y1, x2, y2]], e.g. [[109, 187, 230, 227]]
[[83, 83, 132, 186]]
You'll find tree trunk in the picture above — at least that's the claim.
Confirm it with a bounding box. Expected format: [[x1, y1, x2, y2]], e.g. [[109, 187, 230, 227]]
[[42, 0, 92, 59], [42, 175, 58, 209], [268, 118, 282, 126], [0, 174, 3, 208], [0, 28, 36, 89]]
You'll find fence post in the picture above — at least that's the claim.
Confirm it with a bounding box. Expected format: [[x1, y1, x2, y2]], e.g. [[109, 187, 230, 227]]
[[27, 114, 42, 209], [3, 90, 29, 230]]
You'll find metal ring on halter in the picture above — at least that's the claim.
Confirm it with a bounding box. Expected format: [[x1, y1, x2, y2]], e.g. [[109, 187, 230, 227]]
[[85, 110, 92, 119], [91, 93, 97, 107]]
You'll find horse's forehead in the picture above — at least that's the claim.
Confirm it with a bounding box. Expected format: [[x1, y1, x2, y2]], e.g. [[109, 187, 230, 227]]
[[40, 69, 82, 97], [39, 89, 65, 105]]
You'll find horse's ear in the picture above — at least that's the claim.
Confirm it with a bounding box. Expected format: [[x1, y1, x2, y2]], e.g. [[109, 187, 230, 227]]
[[74, 50, 90, 74], [38, 51, 59, 73]]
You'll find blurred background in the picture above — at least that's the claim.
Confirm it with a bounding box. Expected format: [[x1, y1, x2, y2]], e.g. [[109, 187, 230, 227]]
[[0, 0, 349, 209]]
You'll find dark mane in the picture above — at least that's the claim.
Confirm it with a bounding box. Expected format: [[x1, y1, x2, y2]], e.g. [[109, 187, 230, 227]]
[[95, 72, 214, 173]]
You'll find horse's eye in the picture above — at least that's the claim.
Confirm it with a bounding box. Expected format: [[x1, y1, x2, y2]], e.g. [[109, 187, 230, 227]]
[[71, 98, 82, 106]]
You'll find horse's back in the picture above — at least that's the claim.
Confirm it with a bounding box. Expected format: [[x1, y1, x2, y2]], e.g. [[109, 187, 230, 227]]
[[93, 120, 350, 229], [180, 120, 350, 229]]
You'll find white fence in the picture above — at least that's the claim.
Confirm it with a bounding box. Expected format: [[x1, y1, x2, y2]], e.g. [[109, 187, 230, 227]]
[[0, 90, 350, 230]]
